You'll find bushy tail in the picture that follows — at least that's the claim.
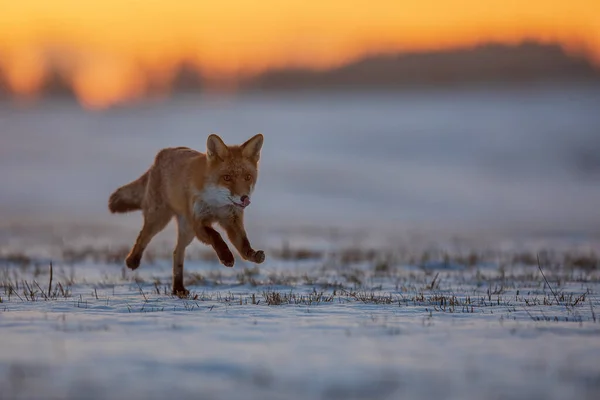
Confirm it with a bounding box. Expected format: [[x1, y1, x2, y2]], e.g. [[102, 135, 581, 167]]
[[108, 171, 149, 213]]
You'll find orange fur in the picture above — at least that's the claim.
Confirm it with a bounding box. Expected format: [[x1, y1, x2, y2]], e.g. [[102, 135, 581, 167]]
[[108, 134, 265, 296]]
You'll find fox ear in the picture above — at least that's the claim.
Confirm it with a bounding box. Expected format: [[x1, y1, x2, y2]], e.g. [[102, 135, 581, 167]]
[[241, 133, 264, 162], [207, 134, 230, 161]]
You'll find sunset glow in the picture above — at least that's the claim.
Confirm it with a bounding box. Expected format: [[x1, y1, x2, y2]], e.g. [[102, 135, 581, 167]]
[[1, 0, 599, 108]]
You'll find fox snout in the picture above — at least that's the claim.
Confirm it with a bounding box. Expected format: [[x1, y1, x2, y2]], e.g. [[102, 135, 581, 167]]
[[230, 194, 251, 209]]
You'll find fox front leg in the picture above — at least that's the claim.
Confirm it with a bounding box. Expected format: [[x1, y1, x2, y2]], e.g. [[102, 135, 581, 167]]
[[221, 217, 265, 264], [193, 222, 235, 267]]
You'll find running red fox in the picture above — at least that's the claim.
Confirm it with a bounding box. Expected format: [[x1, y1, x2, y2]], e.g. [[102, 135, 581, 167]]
[[108, 133, 265, 296]]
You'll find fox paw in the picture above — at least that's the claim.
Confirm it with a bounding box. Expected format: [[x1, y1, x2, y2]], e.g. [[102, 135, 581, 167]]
[[220, 251, 235, 268], [172, 287, 189, 298], [253, 250, 265, 264], [125, 253, 141, 270]]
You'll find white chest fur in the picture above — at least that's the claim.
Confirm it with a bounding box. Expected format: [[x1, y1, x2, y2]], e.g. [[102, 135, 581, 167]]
[[193, 184, 234, 220]]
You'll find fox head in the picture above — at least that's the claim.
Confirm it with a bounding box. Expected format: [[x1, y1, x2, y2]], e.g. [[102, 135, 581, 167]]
[[204, 133, 264, 210]]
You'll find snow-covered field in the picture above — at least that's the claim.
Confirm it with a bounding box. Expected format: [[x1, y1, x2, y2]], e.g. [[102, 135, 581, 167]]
[[1, 84, 600, 399], [1, 243, 599, 400]]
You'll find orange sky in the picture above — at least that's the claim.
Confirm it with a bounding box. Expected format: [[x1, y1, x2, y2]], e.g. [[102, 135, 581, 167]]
[[0, 1, 599, 108]]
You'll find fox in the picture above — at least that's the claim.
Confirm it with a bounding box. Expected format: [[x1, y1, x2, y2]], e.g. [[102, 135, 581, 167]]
[[108, 133, 265, 296]]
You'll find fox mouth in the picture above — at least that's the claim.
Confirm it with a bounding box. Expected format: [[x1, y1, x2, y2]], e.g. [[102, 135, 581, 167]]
[[229, 197, 250, 209]]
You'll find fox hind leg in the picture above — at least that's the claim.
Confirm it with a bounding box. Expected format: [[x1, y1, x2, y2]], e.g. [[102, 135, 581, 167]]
[[172, 215, 195, 297], [126, 208, 173, 270]]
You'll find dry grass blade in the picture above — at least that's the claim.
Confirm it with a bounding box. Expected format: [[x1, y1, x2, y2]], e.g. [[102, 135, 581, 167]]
[[522, 306, 538, 322], [9, 284, 23, 302], [591, 298, 597, 323], [137, 283, 148, 302], [428, 272, 439, 290], [48, 262, 53, 298], [537, 254, 564, 309], [23, 280, 35, 301], [34, 281, 48, 300], [263, 291, 284, 305]]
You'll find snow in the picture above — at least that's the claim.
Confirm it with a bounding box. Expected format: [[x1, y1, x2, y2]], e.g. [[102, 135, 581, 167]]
[[1, 84, 600, 399], [1, 252, 599, 400]]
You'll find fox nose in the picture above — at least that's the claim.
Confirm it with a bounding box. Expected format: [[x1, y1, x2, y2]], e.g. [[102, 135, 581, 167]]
[[240, 195, 251, 207]]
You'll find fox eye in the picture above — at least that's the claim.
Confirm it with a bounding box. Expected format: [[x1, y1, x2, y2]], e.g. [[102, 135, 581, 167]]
[[245, 174, 252, 181], [223, 175, 232, 182]]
